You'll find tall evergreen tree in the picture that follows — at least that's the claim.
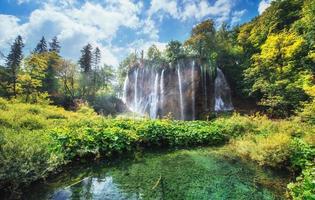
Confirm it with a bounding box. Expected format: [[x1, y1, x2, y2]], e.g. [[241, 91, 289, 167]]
[[79, 44, 93, 99], [42, 52, 61, 97], [79, 44, 93, 73], [6, 35, 24, 97], [34, 36, 48, 53], [93, 47, 101, 71], [92, 47, 101, 96], [49, 36, 61, 53]]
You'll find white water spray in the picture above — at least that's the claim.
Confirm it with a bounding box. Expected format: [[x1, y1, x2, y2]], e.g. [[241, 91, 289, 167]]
[[191, 61, 196, 120], [215, 68, 234, 111], [160, 69, 165, 111], [122, 76, 128, 104], [177, 65, 185, 120], [150, 73, 159, 118], [133, 68, 139, 111]]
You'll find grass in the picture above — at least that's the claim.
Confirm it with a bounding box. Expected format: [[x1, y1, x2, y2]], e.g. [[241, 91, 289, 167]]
[[0, 97, 314, 199]]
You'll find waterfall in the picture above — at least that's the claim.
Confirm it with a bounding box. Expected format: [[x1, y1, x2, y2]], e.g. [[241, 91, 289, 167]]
[[122, 58, 233, 120], [160, 69, 165, 112], [133, 68, 139, 112], [122, 76, 128, 104], [150, 73, 159, 119], [177, 65, 185, 120], [191, 61, 195, 120], [214, 68, 234, 111]]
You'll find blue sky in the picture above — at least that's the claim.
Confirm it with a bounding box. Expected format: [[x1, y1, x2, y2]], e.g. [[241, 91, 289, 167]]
[[0, 0, 273, 67]]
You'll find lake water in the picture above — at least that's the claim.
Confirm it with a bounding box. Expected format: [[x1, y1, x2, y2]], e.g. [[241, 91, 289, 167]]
[[24, 147, 289, 200]]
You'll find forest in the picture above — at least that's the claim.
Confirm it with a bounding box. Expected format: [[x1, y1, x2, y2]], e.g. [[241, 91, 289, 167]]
[[0, 0, 314, 199]]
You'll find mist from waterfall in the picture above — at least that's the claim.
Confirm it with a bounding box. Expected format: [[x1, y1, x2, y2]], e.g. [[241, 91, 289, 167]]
[[122, 76, 128, 104], [133, 68, 139, 111], [150, 73, 159, 118], [191, 61, 196, 120], [215, 68, 234, 111], [177, 65, 185, 120], [160, 69, 165, 113]]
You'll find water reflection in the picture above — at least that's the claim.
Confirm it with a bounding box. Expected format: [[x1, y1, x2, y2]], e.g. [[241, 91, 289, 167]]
[[51, 177, 139, 200], [25, 148, 289, 200]]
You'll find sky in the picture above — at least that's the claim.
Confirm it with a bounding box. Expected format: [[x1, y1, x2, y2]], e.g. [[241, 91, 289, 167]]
[[0, 0, 273, 67]]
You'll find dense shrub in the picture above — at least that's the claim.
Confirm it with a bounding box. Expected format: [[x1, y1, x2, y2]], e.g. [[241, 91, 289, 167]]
[[0, 129, 63, 197], [290, 139, 315, 171], [231, 133, 291, 167], [287, 165, 315, 200]]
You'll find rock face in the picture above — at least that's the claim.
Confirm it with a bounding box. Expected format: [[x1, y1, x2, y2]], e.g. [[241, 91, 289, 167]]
[[122, 58, 233, 120]]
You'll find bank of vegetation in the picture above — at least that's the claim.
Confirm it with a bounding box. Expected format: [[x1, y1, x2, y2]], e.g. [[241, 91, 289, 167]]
[[0, 98, 314, 199]]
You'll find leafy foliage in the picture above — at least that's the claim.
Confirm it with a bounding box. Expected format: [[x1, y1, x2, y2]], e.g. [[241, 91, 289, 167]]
[[244, 32, 310, 116]]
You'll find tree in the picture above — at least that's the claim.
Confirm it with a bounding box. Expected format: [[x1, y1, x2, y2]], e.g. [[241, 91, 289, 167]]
[[78, 44, 93, 99], [147, 45, 162, 62], [79, 44, 93, 73], [58, 59, 78, 101], [49, 36, 61, 53], [42, 52, 61, 97], [19, 54, 48, 103], [165, 40, 183, 62], [34, 36, 48, 54], [99, 64, 114, 90], [185, 19, 216, 58], [0, 65, 8, 96], [244, 32, 310, 116], [117, 52, 137, 86], [6, 35, 24, 98], [92, 47, 101, 96]]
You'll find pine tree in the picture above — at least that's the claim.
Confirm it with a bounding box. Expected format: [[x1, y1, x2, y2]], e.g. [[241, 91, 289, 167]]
[[92, 47, 101, 96], [79, 44, 93, 73], [78, 44, 93, 99], [6, 35, 24, 97], [93, 47, 101, 71], [49, 36, 61, 53], [42, 52, 60, 97], [34, 36, 48, 54]]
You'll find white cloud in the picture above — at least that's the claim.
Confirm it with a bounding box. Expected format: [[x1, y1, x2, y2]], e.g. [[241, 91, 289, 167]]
[[126, 39, 167, 58], [148, 0, 236, 25], [231, 10, 246, 26], [1, 0, 145, 67], [258, 0, 273, 14], [148, 0, 178, 19], [0, 15, 22, 46], [15, 0, 76, 6]]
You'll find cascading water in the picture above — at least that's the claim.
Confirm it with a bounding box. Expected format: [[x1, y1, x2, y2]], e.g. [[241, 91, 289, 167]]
[[150, 73, 159, 119], [160, 69, 165, 112], [122, 76, 128, 104], [214, 68, 234, 111], [122, 58, 233, 120], [133, 68, 139, 111], [177, 65, 185, 120], [191, 61, 195, 120]]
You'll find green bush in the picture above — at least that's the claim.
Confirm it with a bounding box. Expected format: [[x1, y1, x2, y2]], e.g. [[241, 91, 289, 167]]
[[19, 117, 44, 130], [287, 165, 315, 200], [0, 129, 63, 197], [290, 138, 315, 171]]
